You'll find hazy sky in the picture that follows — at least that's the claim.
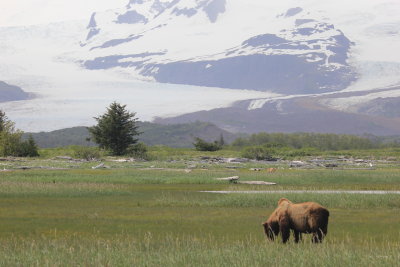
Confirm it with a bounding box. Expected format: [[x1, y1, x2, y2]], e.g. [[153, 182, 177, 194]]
[[0, 0, 128, 27]]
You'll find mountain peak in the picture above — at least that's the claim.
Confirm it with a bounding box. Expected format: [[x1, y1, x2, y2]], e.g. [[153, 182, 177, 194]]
[[80, 0, 355, 94]]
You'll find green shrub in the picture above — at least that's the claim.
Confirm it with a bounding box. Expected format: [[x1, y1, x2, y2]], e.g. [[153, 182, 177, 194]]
[[276, 147, 318, 159], [193, 137, 222, 152], [0, 111, 39, 157], [17, 135, 39, 157], [126, 142, 149, 160], [72, 146, 102, 160], [241, 146, 277, 160], [232, 132, 381, 151]]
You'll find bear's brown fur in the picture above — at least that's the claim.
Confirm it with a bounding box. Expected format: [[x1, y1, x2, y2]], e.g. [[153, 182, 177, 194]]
[[262, 198, 329, 243]]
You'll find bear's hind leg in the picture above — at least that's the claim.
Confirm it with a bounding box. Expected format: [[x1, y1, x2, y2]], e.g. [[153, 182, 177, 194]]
[[294, 230, 302, 243]]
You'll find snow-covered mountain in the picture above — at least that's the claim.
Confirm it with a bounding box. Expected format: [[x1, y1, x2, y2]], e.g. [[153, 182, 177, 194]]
[[0, 0, 128, 27], [1, 0, 400, 134], [0, 81, 31, 102], [79, 0, 356, 94], [0, 20, 272, 132]]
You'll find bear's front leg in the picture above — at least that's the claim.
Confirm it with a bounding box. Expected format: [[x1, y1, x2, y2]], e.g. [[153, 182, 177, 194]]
[[294, 230, 302, 243], [279, 218, 290, 243]]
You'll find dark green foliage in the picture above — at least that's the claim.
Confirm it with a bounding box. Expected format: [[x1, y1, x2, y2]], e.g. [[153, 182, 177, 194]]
[[72, 146, 102, 160], [0, 110, 39, 157], [191, 132, 227, 152], [241, 146, 276, 160], [193, 137, 222, 151], [232, 132, 380, 151], [139, 121, 238, 148], [362, 134, 400, 147], [126, 142, 149, 160], [23, 122, 241, 148], [1, 118, 20, 156], [218, 133, 225, 147], [22, 127, 96, 148], [17, 135, 39, 157], [88, 102, 141, 156], [0, 110, 5, 132], [278, 147, 317, 158]]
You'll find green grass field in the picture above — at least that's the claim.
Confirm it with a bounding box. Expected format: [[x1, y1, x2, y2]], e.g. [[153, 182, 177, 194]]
[[0, 159, 399, 266]]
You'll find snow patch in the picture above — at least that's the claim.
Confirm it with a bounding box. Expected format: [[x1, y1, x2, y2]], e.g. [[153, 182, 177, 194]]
[[319, 88, 400, 113]]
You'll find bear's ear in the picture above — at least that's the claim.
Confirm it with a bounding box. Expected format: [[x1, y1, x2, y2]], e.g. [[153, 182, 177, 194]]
[[278, 198, 291, 205]]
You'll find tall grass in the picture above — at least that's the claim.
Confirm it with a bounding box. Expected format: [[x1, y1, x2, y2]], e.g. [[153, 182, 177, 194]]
[[1, 166, 399, 266], [0, 234, 398, 266], [155, 191, 400, 209], [2, 168, 400, 189]]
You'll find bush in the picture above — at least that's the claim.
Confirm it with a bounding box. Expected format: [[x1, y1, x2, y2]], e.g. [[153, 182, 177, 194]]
[[0, 111, 39, 157], [241, 146, 277, 161], [193, 138, 222, 152], [232, 132, 379, 151], [126, 143, 149, 160], [73, 146, 102, 160], [278, 147, 318, 159], [17, 135, 39, 157]]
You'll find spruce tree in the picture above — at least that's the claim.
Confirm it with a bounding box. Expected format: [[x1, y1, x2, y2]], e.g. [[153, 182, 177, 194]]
[[0, 110, 39, 157], [218, 133, 225, 147], [88, 102, 141, 155], [18, 135, 39, 157], [0, 110, 6, 132]]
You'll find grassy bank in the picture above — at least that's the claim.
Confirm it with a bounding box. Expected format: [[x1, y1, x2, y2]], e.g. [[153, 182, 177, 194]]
[[0, 163, 399, 266], [2, 167, 400, 190], [0, 234, 399, 266]]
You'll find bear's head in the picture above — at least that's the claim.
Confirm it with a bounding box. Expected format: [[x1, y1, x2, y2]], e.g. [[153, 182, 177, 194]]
[[262, 221, 279, 241]]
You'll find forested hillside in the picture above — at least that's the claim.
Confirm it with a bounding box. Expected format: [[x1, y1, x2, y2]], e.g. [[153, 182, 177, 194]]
[[23, 120, 400, 151], [23, 121, 240, 148], [232, 132, 400, 151]]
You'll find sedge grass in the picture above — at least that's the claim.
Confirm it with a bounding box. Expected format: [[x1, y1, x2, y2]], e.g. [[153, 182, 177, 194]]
[[2, 167, 400, 190], [0, 166, 399, 266], [0, 234, 399, 266]]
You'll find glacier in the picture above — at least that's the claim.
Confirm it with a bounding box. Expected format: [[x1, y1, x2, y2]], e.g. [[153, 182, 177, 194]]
[[0, 0, 400, 133]]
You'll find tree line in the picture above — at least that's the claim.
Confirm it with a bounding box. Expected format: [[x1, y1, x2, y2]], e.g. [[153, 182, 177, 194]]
[[0, 103, 145, 158], [2, 102, 400, 158], [231, 132, 397, 151], [0, 110, 39, 157]]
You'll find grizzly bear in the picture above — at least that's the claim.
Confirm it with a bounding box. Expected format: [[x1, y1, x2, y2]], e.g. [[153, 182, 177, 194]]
[[262, 198, 329, 243]]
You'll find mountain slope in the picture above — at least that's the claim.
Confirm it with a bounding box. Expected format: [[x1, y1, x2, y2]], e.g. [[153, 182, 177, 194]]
[[0, 0, 127, 27], [79, 0, 356, 93], [1, 0, 400, 134], [156, 88, 400, 135], [24, 121, 240, 148], [0, 81, 31, 102]]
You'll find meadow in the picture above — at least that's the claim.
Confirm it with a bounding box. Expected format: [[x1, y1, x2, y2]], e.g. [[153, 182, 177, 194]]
[[0, 155, 399, 266]]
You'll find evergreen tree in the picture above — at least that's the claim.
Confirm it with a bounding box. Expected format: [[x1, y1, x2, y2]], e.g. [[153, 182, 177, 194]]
[[218, 133, 225, 147], [0, 110, 6, 132], [0, 110, 22, 156], [0, 110, 39, 157], [88, 102, 141, 155], [193, 137, 221, 151], [18, 135, 40, 157]]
